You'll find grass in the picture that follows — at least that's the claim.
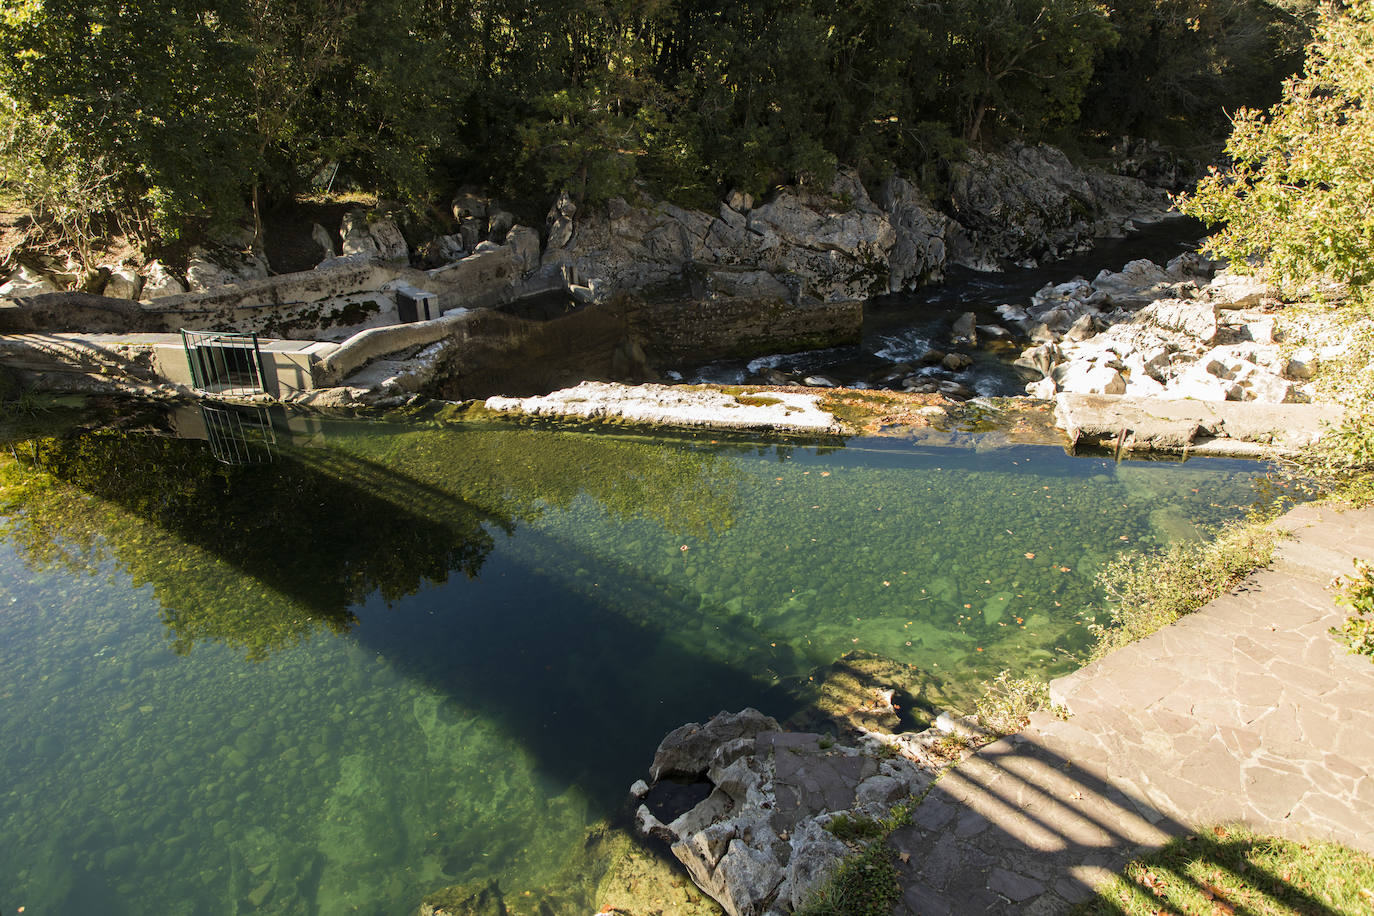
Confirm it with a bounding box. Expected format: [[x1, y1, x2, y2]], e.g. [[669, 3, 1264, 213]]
[[796, 797, 919, 916], [795, 842, 901, 916], [1088, 516, 1282, 661], [1074, 825, 1374, 915]]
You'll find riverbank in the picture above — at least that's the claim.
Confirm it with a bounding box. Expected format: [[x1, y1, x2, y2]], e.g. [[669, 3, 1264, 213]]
[[591, 501, 1374, 916]]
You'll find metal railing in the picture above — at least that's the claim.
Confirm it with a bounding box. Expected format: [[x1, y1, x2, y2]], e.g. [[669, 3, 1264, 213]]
[[180, 329, 267, 396]]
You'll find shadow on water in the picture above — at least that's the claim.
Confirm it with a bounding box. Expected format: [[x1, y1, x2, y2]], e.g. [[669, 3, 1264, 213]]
[[0, 407, 825, 807]]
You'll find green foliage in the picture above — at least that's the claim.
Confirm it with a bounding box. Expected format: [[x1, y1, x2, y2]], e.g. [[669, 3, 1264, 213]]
[[1075, 825, 1374, 915], [0, 0, 1314, 252], [974, 669, 1051, 735], [796, 842, 901, 916], [1081, 0, 1313, 141], [1089, 518, 1280, 659], [1280, 314, 1374, 504], [1332, 559, 1374, 660], [1179, 0, 1374, 295], [823, 813, 885, 843]]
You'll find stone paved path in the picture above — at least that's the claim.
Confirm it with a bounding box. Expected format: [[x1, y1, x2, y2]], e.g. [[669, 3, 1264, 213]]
[[889, 502, 1374, 913]]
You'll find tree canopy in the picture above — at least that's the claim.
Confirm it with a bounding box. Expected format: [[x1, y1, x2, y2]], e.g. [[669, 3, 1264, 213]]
[[1180, 0, 1374, 295], [0, 0, 1314, 254]]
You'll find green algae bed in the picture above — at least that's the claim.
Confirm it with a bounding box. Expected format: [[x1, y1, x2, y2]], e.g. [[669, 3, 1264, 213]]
[[0, 401, 1275, 914]]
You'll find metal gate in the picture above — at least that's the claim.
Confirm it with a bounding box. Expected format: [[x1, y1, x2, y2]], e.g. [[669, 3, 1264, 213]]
[[200, 404, 277, 465], [181, 329, 267, 396]]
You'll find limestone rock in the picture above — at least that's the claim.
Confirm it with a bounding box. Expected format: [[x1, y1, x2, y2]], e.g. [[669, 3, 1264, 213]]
[[1136, 300, 1218, 343], [505, 226, 541, 275], [1207, 270, 1274, 309], [141, 260, 187, 299], [0, 265, 60, 298], [341, 211, 380, 258], [311, 222, 337, 261], [1286, 348, 1318, 380], [650, 709, 781, 781], [99, 265, 143, 300], [547, 189, 577, 250], [452, 187, 489, 222], [1053, 363, 1126, 396], [368, 218, 409, 264], [775, 819, 850, 911]]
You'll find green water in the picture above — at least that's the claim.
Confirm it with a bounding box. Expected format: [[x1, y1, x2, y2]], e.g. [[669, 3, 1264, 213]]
[[0, 405, 1272, 914]]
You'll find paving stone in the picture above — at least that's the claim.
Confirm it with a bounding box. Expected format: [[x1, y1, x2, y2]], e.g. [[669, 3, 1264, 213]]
[[891, 505, 1374, 914], [988, 867, 1045, 901]]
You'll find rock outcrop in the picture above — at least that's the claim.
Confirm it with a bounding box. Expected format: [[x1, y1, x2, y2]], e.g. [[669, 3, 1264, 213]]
[[634, 710, 940, 916], [1009, 257, 1316, 405]]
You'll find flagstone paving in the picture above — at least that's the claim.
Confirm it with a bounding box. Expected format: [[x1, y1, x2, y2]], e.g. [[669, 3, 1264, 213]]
[[889, 502, 1374, 913]]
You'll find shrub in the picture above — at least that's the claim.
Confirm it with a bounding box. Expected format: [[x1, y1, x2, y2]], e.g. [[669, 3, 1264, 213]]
[[1332, 559, 1374, 660], [975, 670, 1051, 735]]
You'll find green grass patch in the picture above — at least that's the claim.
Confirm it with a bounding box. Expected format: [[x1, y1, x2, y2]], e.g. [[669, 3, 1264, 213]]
[[796, 842, 901, 916], [1088, 517, 1281, 661], [1074, 825, 1374, 915]]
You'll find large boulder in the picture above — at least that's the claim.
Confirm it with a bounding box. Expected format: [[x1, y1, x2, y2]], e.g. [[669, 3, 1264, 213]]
[[0, 264, 61, 298], [649, 708, 780, 781], [368, 218, 409, 264], [1135, 299, 1219, 343], [141, 260, 187, 299], [546, 189, 577, 250], [341, 210, 380, 258], [100, 265, 143, 300]]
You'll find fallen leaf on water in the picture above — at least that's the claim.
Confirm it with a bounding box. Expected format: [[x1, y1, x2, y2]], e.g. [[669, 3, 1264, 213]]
[[898, 852, 911, 863], [1024, 552, 1036, 559], [820, 471, 831, 477]]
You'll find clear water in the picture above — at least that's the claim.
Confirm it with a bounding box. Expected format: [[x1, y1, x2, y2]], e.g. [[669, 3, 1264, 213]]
[[0, 404, 1270, 914]]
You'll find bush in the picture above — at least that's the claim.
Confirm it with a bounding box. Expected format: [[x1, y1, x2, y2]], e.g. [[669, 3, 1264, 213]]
[[1178, 0, 1374, 298], [974, 670, 1051, 735], [796, 843, 901, 916], [1332, 559, 1374, 660]]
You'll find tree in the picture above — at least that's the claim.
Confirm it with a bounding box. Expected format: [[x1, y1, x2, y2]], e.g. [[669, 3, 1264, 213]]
[[936, 0, 1116, 141], [1179, 0, 1374, 294]]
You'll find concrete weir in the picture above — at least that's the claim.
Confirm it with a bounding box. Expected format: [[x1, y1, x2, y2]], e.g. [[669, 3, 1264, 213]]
[[0, 332, 338, 400]]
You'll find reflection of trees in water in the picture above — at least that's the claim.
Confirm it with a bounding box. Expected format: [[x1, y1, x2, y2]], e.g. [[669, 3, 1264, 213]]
[[0, 416, 748, 660]]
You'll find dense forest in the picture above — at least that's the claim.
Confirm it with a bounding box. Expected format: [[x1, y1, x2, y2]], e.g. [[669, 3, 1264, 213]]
[[0, 0, 1315, 254]]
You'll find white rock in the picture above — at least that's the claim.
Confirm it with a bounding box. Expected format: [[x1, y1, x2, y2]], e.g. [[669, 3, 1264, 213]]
[[101, 265, 143, 300], [1208, 270, 1273, 309], [311, 222, 337, 260], [141, 260, 186, 299], [1124, 373, 1166, 397], [1137, 300, 1218, 343], [1244, 318, 1275, 344], [0, 264, 60, 297], [630, 779, 649, 798], [368, 218, 409, 263], [1165, 366, 1232, 401], [1026, 377, 1058, 398], [341, 211, 379, 257], [1053, 362, 1126, 395]]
